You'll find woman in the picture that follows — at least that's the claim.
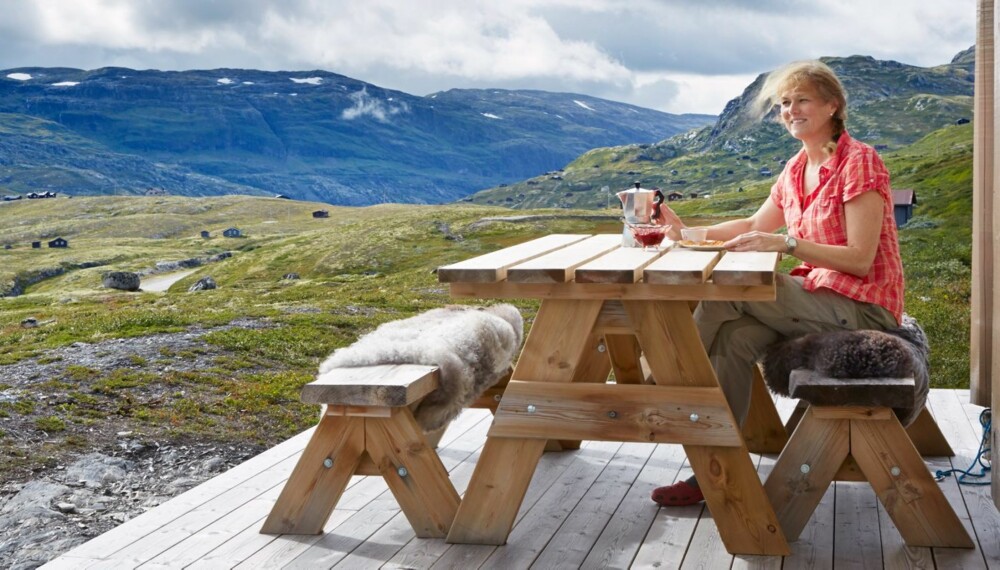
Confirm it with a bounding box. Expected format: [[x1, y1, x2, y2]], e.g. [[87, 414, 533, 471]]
[[650, 60, 904, 506]]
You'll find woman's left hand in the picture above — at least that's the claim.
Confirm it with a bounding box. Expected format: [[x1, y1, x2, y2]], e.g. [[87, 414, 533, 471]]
[[724, 231, 787, 252]]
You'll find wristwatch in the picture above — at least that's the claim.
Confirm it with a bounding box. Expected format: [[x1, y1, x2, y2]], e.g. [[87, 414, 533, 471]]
[[784, 234, 798, 255]]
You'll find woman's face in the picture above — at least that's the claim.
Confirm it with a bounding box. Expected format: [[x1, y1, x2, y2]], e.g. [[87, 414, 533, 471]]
[[778, 83, 837, 144]]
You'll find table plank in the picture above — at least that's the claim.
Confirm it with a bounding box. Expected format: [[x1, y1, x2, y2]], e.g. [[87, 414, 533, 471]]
[[507, 234, 622, 283], [437, 234, 589, 282], [644, 248, 721, 285], [575, 247, 665, 284], [711, 251, 780, 286]]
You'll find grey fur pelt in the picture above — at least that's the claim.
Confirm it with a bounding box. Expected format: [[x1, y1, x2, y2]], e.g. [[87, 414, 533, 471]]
[[318, 304, 523, 431], [760, 314, 929, 426]]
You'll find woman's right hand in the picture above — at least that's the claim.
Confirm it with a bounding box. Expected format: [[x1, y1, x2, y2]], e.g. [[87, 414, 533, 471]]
[[653, 203, 684, 240]]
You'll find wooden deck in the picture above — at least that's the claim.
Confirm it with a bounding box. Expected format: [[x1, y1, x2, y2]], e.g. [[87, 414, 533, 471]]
[[43, 389, 998, 569]]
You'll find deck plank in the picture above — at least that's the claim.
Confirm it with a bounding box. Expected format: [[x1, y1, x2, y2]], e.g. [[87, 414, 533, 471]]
[[579, 442, 687, 569], [384, 437, 590, 568], [927, 390, 993, 569], [531, 442, 655, 568], [468, 440, 626, 569]]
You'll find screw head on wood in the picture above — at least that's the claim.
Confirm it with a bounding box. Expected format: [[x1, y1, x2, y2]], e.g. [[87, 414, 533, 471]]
[[689, 413, 699, 422], [323, 458, 334, 469], [607, 410, 618, 419], [890, 466, 901, 477], [597, 342, 607, 353], [397, 467, 409, 478], [800, 463, 811, 474], [526, 404, 537, 414]]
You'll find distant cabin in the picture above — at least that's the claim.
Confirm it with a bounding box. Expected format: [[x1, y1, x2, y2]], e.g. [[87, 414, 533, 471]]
[[3, 244, 11, 250], [312, 210, 330, 218], [759, 167, 772, 176], [223, 228, 242, 238], [48, 237, 68, 248], [689, 192, 699, 199], [31, 241, 41, 249], [667, 191, 684, 202], [200, 230, 211, 239], [892, 189, 917, 227]]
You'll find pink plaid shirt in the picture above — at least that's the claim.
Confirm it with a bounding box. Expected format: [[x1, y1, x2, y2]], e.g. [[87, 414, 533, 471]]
[[770, 131, 904, 325]]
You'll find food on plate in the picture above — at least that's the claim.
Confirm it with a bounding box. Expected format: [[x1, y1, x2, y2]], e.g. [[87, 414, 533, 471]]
[[679, 239, 725, 248]]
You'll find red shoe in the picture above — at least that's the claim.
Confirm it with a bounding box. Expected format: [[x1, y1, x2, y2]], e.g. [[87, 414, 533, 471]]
[[651, 480, 704, 506]]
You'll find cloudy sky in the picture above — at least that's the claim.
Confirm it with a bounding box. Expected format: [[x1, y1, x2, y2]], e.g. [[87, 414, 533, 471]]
[[0, 0, 977, 115]]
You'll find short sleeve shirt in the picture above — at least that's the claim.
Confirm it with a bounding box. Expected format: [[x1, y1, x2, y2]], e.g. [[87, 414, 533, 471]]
[[769, 131, 904, 325]]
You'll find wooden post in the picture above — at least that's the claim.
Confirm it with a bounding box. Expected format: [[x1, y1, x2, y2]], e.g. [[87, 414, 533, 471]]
[[979, 0, 1000, 508], [972, 0, 994, 408]]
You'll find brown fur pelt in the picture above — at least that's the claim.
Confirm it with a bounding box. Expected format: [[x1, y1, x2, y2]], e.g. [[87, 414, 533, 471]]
[[318, 304, 523, 431], [760, 314, 929, 426]]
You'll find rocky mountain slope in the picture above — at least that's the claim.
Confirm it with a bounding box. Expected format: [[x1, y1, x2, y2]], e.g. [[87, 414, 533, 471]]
[[466, 47, 975, 208], [0, 67, 712, 205]]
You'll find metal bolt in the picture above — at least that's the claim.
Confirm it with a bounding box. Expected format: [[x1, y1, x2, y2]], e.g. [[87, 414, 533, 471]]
[[597, 342, 607, 353], [800, 463, 811, 474], [890, 466, 901, 477], [607, 410, 618, 419], [526, 404, 537, 414], [689, 413, 699, 422], [323, 458, 334, 469], [397, 467, 409, 478], [493, 394, 502, 402]]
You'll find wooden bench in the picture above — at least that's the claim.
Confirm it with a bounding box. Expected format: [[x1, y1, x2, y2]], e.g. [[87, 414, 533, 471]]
[[261, 364, 460, 537], [763, 370, 974, 548], [741, 365, 954, 459]]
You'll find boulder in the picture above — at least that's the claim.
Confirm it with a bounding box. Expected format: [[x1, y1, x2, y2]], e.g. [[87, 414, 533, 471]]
[[188, 276, 217, 292], [102, 271, 141, 291], [282, 273, 300, 280]]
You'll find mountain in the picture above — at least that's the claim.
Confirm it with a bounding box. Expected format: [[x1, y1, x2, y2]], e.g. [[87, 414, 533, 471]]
[[465, 49, 975, 208], [0, 67, 713, 205]]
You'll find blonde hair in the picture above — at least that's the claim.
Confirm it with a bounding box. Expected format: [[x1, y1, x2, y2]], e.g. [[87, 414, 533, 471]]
[[753, 60, 847, 155]]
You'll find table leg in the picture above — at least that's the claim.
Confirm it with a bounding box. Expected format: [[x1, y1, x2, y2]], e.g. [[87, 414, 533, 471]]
[[605, 333, 644, 384], [551, 332, 614, 451], [448, 298, 602, 545], [741, 365, 789, 454], [624, 299, 789, 555]]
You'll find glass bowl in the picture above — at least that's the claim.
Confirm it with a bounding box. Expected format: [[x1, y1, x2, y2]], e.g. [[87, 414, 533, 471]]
[[627, 223, 671, 250]]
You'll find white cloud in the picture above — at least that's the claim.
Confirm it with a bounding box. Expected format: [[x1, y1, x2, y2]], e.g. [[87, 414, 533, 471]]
[[0, 0, 977, 114], [341, 87, 410, 122]]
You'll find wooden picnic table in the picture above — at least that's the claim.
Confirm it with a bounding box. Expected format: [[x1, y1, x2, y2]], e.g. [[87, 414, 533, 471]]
[[437, 234, 791, 556]]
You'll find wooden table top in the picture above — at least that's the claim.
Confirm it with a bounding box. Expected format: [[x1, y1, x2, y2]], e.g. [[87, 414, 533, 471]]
[[438, 234, 780, 302]]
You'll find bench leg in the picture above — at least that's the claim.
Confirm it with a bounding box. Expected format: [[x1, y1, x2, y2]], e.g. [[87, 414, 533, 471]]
[[851, 417, 974, 548], [261, 415, 364, 534], [742, 365, 790, 454], [905, 405, 955, 456], [764, 408, 849, 540], [366, 409, 460, 538]]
